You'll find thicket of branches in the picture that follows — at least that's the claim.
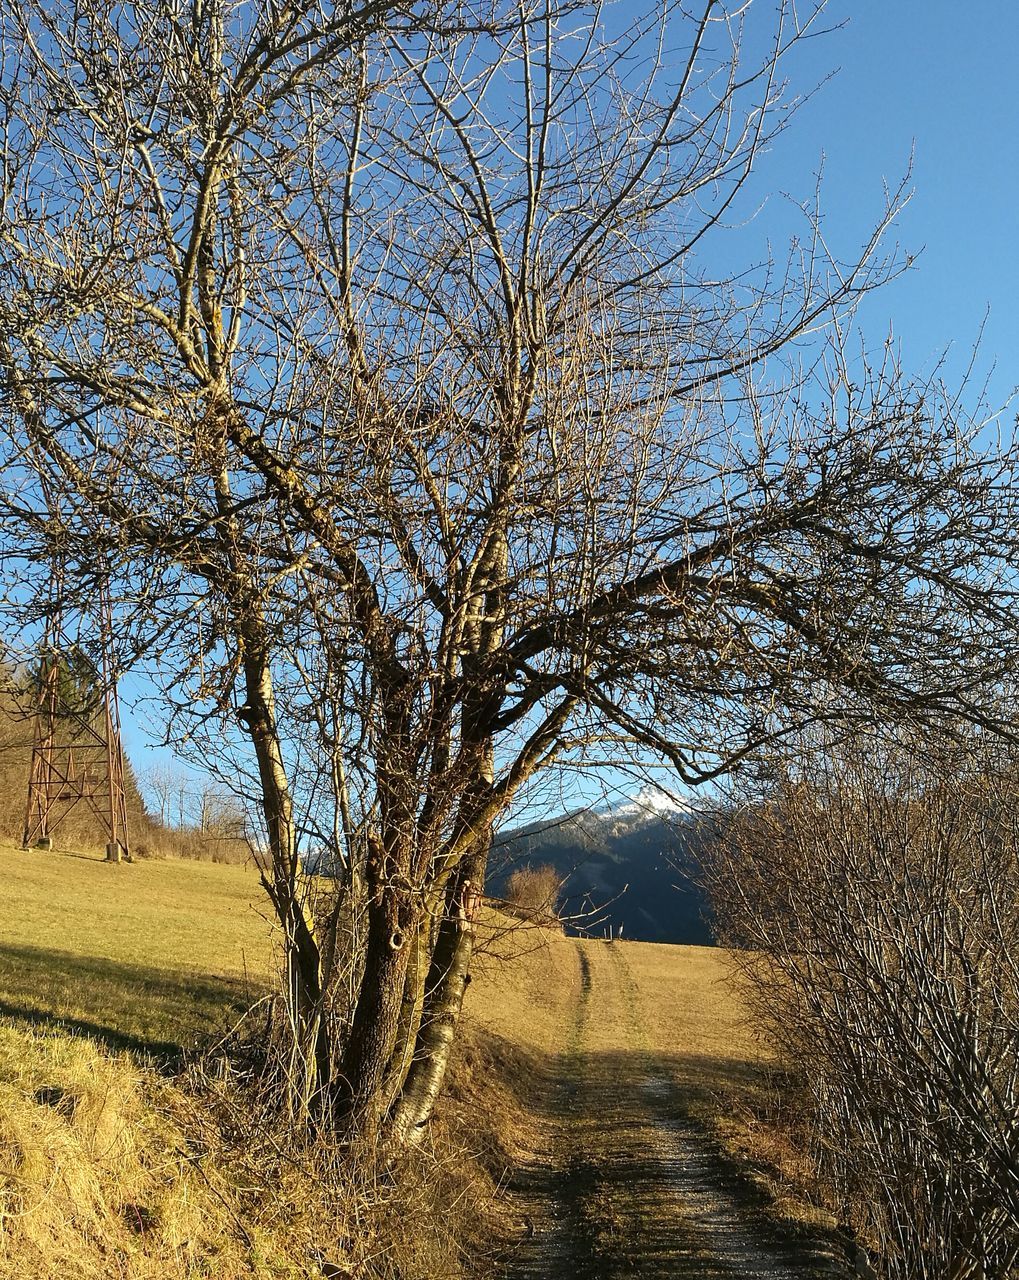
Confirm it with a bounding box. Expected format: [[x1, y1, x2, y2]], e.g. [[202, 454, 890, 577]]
[[709, 743, 1019, 1280], [3, 0, 1019, 1149], [502, 862, 561, 924]]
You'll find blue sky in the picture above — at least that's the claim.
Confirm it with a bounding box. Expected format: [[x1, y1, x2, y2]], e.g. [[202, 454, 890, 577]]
[[753, 2, 1017, 406], [121, 0, 1019, 809]]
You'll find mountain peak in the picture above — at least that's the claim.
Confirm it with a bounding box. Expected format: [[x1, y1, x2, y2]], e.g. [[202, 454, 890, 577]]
[[491, 784, 713, 944], [597, 784, 694, 823]]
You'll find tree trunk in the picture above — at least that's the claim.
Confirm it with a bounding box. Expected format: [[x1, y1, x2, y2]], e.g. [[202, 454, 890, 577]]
[[282, 898, 332, 1123], [378, 910, 430, 1114], [333, 847, 415, 1133], [238, 632, 330, 1126], [386, 848, 485, 1144]]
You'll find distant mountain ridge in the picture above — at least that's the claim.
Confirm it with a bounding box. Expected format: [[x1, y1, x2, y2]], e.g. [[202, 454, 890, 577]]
[[489, 788, 715, 945]]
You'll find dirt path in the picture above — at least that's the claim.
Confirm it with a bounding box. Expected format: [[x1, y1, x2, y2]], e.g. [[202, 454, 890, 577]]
[[501, 939, 847, 1279]]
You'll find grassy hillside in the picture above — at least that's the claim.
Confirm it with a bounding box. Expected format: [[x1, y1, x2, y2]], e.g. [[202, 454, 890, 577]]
[[0, 841, 274, 1053], [0, 842, 788, 1279]]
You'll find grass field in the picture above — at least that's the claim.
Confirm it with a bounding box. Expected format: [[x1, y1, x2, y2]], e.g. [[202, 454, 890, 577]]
[[0, 841, 755, 1072], [0, 841, 275, 1053], [0, 841, 784, 1279], [468, 923, 763, 1103]]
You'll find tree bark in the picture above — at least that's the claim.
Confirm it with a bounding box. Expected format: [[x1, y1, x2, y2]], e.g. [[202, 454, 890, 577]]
[[333, 839, 415, 1133], [386, 846, 486, 1144], [238, 629, 330, 1124], [377, 910, 430, 1113]]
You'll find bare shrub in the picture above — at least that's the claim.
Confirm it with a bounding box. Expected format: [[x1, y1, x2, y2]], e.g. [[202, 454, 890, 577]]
[[708, 742, 1019, 1279], [503, 864, 561, 925]]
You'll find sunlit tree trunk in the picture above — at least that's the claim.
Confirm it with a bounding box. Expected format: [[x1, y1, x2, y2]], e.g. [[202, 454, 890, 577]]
[[387, 844, 487, 1143], [238, 625, 332, 1124]]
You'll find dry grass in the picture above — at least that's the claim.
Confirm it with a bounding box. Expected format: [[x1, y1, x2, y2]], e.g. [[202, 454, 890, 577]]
[[619, 940, 769, 1097], [469, 915, 581, 1059], [0, 841, 815, 1277], [0, 840, 274, 1052], [0, 849, 567, 1278], [469, 927, 762, 1097], [0, 1016, 481, 1279], [0, 1023, 265, 1278], [0, 846, 516, 1279], [0, 843, 300, 1276]]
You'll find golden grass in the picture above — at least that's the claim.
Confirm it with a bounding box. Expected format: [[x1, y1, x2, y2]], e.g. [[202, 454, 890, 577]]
[[1, 841, 756, 1087], [0, 841, 275, 1052], [468, 916, 581, 1059], [619, 939, 769, 1095], [0, 854, 567, 1278], [0, 842, 811, 1276], [468, 926, 763, 1099], [0, 1023, 265, 1279]]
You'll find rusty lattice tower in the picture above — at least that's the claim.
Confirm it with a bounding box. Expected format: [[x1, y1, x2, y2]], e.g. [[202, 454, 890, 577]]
[[23, 567, 131, 862]]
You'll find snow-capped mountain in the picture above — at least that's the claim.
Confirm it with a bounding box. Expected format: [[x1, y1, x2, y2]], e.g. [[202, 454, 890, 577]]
[[489, 790, 715, 945], [589, 785, 697, 837], [594, 784, 694, 821]]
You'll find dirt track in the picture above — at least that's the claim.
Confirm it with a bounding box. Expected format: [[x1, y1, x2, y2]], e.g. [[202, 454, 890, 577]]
[[500, 939, 848, 1279]]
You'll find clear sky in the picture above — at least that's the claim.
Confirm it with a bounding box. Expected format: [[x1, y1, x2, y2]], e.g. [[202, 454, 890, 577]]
[[119, 0, 1019, 809], [751, 2, 1018, 407]]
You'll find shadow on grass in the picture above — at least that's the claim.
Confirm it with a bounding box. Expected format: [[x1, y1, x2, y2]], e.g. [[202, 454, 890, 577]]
[[27, 845, 110, 864], [0, 941, 262, 1066]]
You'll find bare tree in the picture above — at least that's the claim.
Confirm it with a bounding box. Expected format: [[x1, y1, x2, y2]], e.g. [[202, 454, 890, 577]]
[[2, 0, 1019, 1145], [708, 740, 1019, 1279], [145, 762, 182, 827]]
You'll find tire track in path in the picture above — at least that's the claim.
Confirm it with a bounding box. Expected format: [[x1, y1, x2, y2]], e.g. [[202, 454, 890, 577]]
[[499, 942, 595, 1278], [501, 939, 846, 1279]]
